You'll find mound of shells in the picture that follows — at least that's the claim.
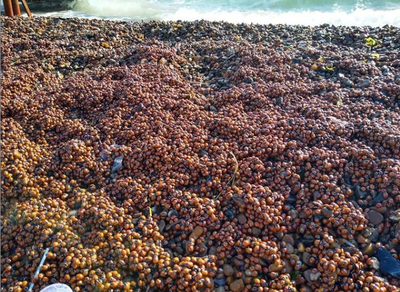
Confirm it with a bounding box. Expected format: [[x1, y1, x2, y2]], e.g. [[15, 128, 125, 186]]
[[1, 16, 400, 292]]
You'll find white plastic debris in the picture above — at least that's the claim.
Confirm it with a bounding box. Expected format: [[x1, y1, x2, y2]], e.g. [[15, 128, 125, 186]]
[[111, 156, 123, 174], [40, 284, 73, 292]]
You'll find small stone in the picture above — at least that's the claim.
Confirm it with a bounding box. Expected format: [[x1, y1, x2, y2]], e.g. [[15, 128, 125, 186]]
[[310, 271, 321, 281], [245, 269, 252, 277], [275, 231, 284, 240], [290, 254, 300, 262], [209, 105, 218, 113], [303, 269, 312, 282], [362, 243, 375, 255], [238, 213, 247, 225], [362, 227, 373, 238], [190, 226, 204, 240], [274, 96, 283, 106], [300, 285, 312, 292], [390, 213, 400, 222], [223, 264, 234, 277], [304, 269, 321, 282], [252, 227, 261, 236], [298, 242, 305, 253], [374, 206, 387, 214], [358, 79, 371, 88], [243, 76, 253, 84], [299, 210, 307, 219], [198, 243, 208, 256], [68, 210, 78, 217], [214, 277, 226, 287], [302, 252, 312, 265], [158, 220, 166, 232], [282, 234, 295, 246], [368, 210, 384, 225], [232, 196, 245, 209], [209, 246, 217, 255], [321, 207, 333, 218], [232, 257, 244, 267], [283, 258, 293, 273], [290, 209, 299, 219], [369, 228, 380, 242], [370, 257, 380, 270], [168, 209, 179, 218], [357, 234, 370, 244], [269, 263, 283, 272], [159, 57, 167, 65], [286, 243, 295, 254], [198, 149, 208, 157], [230, 279, 244, 292], [215, 287, 226, 292]]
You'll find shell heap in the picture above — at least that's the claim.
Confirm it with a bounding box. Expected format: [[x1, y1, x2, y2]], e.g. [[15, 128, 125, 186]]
[[1, 17, 400, 292]]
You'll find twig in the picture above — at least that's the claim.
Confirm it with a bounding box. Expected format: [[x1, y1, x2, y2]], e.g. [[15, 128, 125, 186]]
[[27, 247, 50, 291], [215, 152, 239, 200]]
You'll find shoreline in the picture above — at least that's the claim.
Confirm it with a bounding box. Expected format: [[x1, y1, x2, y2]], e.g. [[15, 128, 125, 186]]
[[1, 16, 400, 292]]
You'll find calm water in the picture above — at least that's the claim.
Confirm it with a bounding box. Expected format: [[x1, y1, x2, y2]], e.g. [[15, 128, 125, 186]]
[[37, 0, 400, 26]]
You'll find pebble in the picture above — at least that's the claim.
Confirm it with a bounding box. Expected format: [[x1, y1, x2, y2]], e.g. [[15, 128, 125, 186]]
[[357, 234, 370, 244], [368, 210, 384, 225], [232, 196, 245, 209], [238, 213, 247, 225], [321, 207, 333, 218], [252, 227, 261, 236], [214, 278, 226, 286], [230, 279, 245, 292], [362, 243, 375, 255], [190, 226, 204, 240], [303, 269, 312, 282], [370, 257, 380, 270], [374, 206, 387, 214], [223, 264, 234, 277], [232, 257, 244, 267], [358, 79, 371, 88], [209, 105, 218, 113], [159, 57, 167, 65], [310, 271, 321, 281], [302, 252, 312, 265], [158, 220, 166, 232], [282, 234, 295, 246], [298, 242, 305, 253], [286, 243, 295, 254], [269, 263, 283, 272]]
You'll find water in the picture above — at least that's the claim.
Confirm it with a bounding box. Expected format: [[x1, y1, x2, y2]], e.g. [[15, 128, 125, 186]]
[[36, 0, 400, 26]]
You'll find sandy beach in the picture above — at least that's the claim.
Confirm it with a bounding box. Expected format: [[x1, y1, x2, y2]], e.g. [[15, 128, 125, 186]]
[[1, 16, 400, 291]]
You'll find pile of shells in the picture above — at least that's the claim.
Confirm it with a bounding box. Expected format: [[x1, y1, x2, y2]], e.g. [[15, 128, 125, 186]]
[[1, 16, 400, 292]]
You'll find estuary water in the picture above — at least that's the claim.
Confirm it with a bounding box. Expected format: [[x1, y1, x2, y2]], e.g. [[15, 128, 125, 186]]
[[36, 0, 400, 26]]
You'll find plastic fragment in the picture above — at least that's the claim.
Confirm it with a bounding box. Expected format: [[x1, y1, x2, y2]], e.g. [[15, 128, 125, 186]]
[[371, 53, 380, 60], [111, 156, 123, 174], [376, 247, 400, 278], [365, 37, 376, 46]]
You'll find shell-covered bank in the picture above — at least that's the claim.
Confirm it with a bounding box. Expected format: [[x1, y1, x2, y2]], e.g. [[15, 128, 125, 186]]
[[1, 17, 400, 292]]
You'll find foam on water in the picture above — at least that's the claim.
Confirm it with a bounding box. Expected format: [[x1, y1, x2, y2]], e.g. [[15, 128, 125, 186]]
[[165, 7, 400, 26], [34, 0, 400, 26]]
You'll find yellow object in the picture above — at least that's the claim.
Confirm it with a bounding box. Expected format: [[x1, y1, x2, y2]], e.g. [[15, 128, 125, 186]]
[[365, 37, 376, 46], [325, 65, 334, 71], [371, 53, 380, 60], [311, 64, 318, 71], [317, 57, 324, 63]]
